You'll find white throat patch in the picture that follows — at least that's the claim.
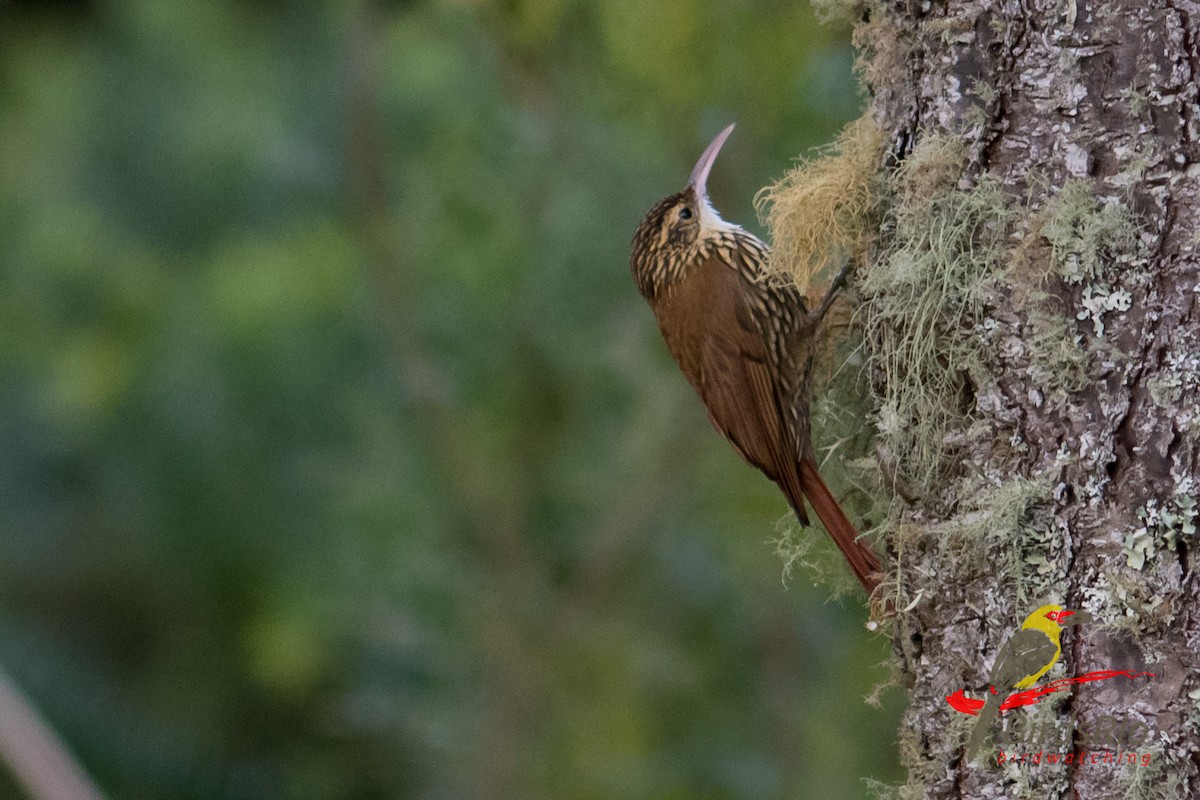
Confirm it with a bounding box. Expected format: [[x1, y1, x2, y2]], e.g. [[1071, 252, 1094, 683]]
[[698, 196, 742, 235]]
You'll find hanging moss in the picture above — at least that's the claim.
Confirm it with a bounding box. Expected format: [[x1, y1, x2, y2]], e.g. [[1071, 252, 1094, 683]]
[[859, 135, 1013, 498]]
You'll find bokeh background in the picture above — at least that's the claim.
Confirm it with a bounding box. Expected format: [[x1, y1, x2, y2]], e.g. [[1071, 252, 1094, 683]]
[[0, 0, 901, 797]]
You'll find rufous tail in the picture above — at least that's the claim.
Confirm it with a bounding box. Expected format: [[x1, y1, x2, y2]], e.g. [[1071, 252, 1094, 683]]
[[794, 456, 881, 593]]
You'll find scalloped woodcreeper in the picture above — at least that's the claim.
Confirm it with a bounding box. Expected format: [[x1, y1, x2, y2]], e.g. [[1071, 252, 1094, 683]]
[[629, 124, 880, 592]]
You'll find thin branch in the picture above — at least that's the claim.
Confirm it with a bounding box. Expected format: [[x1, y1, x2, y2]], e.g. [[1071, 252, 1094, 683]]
[[0, 664, 107, 800]]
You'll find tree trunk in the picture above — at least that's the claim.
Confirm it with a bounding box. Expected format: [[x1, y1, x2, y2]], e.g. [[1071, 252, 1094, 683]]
[[856, 0, 1200, 796]]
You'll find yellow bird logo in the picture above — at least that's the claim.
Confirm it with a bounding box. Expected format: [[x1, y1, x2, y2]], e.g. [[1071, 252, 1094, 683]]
[[965, 604, 1092, 759]]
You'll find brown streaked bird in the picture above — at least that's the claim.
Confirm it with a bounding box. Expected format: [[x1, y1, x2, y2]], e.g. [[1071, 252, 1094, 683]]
[[630, 124, 881, 593]]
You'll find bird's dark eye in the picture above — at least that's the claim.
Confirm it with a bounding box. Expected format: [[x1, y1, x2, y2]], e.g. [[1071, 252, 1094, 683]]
[[678, 207, 693, 220]]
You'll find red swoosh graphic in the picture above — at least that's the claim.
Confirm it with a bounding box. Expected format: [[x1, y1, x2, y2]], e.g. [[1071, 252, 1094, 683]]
[[946, 670, 1154, 716]]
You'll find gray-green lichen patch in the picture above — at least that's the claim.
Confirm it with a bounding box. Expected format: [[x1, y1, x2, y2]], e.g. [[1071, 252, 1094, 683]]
[[890, 472, 1057, 609], [1080, 571, 1173, 638], [1111, 751, 1191, 800], [1126, 474, 1197, 569], [1038, 177, 1144, 338], [1021, 309, 1090, 401]]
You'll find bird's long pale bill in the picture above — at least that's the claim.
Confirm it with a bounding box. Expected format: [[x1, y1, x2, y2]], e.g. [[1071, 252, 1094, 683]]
[[688, 123, 736, 200]]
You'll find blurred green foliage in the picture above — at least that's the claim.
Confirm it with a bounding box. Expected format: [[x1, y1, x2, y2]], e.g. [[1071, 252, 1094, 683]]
[[0, 0, 899, 797]]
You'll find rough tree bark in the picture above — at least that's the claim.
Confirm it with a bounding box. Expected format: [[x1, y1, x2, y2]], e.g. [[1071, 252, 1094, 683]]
[[851, 1, 1199, 797]]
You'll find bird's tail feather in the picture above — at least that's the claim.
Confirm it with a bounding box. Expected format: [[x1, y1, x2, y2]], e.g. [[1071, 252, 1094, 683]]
[[789, 456, 881, 593], [967, 691, 1002, 761]]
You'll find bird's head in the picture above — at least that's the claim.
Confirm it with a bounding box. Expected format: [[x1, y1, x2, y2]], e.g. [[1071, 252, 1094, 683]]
[[631, 124, 742, 298], [1021, 604, 1093, 636]]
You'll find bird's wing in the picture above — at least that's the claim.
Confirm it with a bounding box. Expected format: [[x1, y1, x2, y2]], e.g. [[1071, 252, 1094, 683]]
[[651, 245, 814, 523], [685, 257, 810, 522], [988, 629, 1060, 691], [652, 246, 880, 589]]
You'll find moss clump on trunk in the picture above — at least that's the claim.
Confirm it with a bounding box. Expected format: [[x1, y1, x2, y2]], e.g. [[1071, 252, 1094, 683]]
[[859, 136, 1012, 501], [755, 116, 884, 297]]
